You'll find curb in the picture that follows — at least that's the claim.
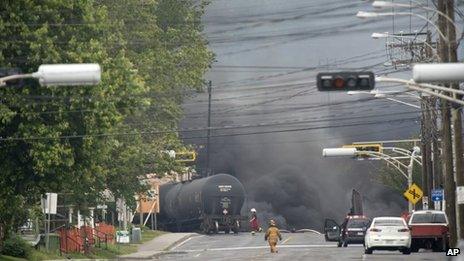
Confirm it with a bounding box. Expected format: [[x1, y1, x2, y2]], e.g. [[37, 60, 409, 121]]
[[164, 233, 198, 251], [118, 233, 198, 260], [149, 233, 198, 259]]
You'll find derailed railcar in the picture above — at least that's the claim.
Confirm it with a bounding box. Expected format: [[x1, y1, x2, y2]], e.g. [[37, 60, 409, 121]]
[[158, 173, 245, 233]]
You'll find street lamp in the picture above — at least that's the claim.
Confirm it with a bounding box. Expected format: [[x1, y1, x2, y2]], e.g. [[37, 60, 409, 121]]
[[347, 89, 421, 109], [375, 76, 464, 107], [371, 32, 439, 60], [323, 145, 421, 212], [0, 63, 101, 87], [407, 146, 421, 212], [356, 11, 448, 42], [322, 148, 357, 157], [413, 63, 464, 83], [371, 1, 461, 37]]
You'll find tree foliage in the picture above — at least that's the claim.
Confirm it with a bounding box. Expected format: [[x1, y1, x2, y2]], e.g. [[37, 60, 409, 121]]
[[0, 0, 212, 246]]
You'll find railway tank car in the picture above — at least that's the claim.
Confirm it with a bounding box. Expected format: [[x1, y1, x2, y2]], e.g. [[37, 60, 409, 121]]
[[158, 173, 246, 233]]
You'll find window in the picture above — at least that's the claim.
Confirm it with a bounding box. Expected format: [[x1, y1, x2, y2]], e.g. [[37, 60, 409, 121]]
[[347, 219, 370, 228], [410, 213, 447, 224], [374, 219, 405, 226]]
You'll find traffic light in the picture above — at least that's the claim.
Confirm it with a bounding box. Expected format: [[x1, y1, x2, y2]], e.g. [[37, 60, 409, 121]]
[[175, 150, 197, 164], [317, 71, 375, 91], [342, 144, 382, 156]]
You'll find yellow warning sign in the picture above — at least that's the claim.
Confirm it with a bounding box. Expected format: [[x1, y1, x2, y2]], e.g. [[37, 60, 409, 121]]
[[403, 183, 423, 204]]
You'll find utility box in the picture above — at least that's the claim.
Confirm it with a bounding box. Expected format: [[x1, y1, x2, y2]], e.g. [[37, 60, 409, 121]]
[[39, 233, 60, 251], [116, 230, 130, 243], [131, 228, 142, 243]]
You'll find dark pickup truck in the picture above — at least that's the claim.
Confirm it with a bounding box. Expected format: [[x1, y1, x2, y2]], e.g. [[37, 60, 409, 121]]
[[406, 210, 449, 252]]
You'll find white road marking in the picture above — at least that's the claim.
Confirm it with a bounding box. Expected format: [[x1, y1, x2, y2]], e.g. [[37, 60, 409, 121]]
[[180, 244, 342, 252], [281, 237, 292, 244], [170, 235, 204, 250], [296, 229, 322, 235]]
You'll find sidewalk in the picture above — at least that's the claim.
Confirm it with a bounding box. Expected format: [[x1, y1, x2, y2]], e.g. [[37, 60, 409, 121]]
[[118, 232, 198, 260]]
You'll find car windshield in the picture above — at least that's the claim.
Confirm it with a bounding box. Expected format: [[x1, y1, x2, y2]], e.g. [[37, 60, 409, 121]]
[[347, 219, 370, 228], [410, 213, 447, 224], [374, 219, 405, 227]]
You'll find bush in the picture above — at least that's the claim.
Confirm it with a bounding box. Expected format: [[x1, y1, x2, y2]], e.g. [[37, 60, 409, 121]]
[[1, 235, 31, 258]]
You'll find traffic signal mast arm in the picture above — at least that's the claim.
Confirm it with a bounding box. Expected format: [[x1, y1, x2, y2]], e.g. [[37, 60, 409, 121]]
[[383, 146, 423, 166], [375, 76, 464, 107], [322, 147, 409, 179], [323, 144, 423, 180], [357, 151, 409, 179]]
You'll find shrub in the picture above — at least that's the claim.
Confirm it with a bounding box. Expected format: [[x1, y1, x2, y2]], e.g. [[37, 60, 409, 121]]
[[1, 235, 31, 258]]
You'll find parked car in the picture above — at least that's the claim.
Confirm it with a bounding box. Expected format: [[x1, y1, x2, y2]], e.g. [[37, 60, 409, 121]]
[[364, 217, 411, 255], [324, 215, 371, 247], [406, 210, 449, 252]]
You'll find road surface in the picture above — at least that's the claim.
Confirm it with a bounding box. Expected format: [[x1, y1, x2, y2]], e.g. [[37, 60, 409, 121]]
[[155, 232, 446, 260]]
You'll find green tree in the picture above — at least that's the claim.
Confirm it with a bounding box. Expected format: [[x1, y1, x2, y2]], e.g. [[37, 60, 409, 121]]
[[0, 0, 212, 248]]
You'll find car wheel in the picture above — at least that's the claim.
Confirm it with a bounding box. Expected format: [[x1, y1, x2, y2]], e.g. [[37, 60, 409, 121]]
[[364, 247, 373, 254], [337, 241, 342, 247], [433, 238, 448, 252], [402, 248, 411, 255]]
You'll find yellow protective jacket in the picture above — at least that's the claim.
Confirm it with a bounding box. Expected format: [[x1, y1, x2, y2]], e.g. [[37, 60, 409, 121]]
[[265, 226, 282, 241]]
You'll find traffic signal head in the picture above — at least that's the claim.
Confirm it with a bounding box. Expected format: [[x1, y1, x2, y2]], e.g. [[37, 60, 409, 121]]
[[317, 71, 375, 91], [342, 144, 382, 157]]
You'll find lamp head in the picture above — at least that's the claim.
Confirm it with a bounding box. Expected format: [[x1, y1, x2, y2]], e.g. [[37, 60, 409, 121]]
[[356, 11, 379, 18], [372, 1, 393, 9]]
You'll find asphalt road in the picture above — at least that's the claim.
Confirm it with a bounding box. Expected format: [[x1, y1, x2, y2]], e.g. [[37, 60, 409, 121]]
[[155, 232, 446, 261]]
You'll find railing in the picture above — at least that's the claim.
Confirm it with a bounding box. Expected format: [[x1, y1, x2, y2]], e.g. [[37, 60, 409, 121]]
[[57, 223, 116, 253], [58, 227, 84, 253], [93, 225, 115, 249]]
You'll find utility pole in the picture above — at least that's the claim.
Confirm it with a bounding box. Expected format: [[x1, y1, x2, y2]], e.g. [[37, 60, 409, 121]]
[[446, 0, 464, 241], [437, 0, 457, 246], [420, 98, 430, 208], [428, 32, 441, 193], [422, 32, 436, 208], [420, 97, 433, 208], [205, 81, 212, 177]]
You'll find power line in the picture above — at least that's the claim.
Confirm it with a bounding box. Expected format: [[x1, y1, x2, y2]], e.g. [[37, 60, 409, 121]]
[[0, 116, 420, 142], [206, 123, 418, 147]]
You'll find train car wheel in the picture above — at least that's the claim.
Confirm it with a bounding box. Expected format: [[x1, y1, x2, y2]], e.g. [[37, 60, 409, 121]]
[[233, 220, 240, 233], [201, 222, 208, 234]]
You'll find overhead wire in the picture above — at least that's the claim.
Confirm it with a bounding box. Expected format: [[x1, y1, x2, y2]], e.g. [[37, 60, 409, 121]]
[[0, 115, 420, 142], [207, 123, 419, 147]]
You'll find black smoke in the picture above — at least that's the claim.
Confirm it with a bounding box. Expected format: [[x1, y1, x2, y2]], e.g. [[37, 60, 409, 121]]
[[180, 0, 417, 232]]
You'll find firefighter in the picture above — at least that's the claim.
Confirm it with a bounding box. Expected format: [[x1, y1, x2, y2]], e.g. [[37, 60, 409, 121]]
[[249, 208, 260, 235], [264, 219, 282, 253]]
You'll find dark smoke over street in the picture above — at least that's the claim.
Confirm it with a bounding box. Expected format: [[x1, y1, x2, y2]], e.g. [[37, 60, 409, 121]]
[[181, 0, 426, 230]]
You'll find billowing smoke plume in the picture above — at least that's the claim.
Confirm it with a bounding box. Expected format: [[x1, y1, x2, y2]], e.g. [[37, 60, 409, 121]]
[[181, 0, 417, 232], [201, 133, 408, 231]]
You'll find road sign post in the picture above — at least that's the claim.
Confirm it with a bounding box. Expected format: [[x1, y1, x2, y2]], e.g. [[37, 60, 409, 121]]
[[456, 186, 464, 205], [422, 196, 429, 210]]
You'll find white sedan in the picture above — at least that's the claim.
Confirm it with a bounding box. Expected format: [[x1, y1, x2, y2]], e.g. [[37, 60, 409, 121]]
[[364, 217, 411, 255]]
